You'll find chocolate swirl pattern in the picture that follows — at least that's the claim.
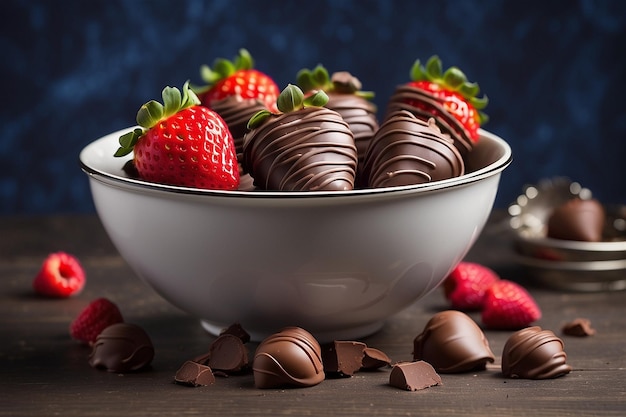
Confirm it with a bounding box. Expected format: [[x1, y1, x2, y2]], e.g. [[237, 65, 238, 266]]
[[362, 111, 464, 188], [413, 310, 495, 373], [385, 84, 475, 156], [252, 327, 325, 389], [242, 106, 357, 191], [502, 326, 572, 379]]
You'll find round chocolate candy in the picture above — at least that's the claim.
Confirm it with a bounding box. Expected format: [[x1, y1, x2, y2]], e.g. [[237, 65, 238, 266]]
[[88, 323, 154, 373], [252, 327, 324, 389]]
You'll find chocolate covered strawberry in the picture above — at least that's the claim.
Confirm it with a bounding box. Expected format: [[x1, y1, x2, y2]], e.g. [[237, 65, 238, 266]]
[[296, 65, 379, 174], [243, 84, 358, 191], [385, 55, 488, 156], [114, 82, 239, 190]]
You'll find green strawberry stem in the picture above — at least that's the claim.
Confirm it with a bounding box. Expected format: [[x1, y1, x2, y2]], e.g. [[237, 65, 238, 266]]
[[247, 84, 328, 129], [114, 81, 200, 157], [200, 48, 254, 85], [411, 55, 488, 124], [296, 65, 375, 100]]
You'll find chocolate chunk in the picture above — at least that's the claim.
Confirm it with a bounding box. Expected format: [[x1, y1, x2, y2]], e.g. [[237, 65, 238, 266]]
[[361, 347, 392, 370], [562, 318, 596, 337], [252, 327, 325, 389], [88, 323, 154, 373], [219, 322, 251, 344], [547, 198, 605, 242], [207, 333, 249, 373], [362, 111, 464, 188], [502, 326, 572, 379], [413, 310, 495, 373], [389, 361, 442, 391], [243, 106, 358, 191], [322, 341, 366, 376], [174, 361, 215, 387]]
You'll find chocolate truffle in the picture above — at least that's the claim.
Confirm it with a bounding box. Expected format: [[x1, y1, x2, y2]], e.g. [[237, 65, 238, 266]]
[[88, 323, 154, 373], [321, 341, 366, 376], [252, 327, 325, 389], [206, 333, 249, 373], [385, 84, 475, 156], [174, 361, 215, 387], [389, 361, 442, 391], [413, 310, 495, 373], [502, 326, 572, 379], [243, 104, 358, 191], [361, 111, 464, 188], [547, 198, 605, 242]]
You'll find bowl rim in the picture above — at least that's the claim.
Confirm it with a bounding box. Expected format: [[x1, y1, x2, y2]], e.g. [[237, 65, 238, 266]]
[[513, 233, 626, 252], [79, 127, 512, 199]]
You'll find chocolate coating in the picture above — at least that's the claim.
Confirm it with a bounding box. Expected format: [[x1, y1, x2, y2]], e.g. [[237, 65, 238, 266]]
[[252, 327, 324, 389], [362, 111, 464, 188], [385, 84, 475, 156], [210, 96, 268, 174], [361, 347, 392, 370], [389, 361, 442, 391], [547, 198, 605, 242], [413, 310, 495, 373], [242, 106, 358, 191], [88, 323, 154, 373], [502, 326, 572, 379]]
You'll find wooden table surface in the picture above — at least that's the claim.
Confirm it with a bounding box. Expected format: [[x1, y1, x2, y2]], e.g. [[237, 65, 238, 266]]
[[1, 213, 625, 416]]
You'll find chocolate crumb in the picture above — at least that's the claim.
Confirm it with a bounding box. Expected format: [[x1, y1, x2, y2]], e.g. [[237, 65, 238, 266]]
[[174, 361, 215, 387], [389, 361, 442, 391], [562, 318, 596, 337]]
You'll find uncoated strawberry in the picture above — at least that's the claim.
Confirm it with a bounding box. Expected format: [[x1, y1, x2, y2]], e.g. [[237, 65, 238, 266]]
[[481, 280, 541, 330]]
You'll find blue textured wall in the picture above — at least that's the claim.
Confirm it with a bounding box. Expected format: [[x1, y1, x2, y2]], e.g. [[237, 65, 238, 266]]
[[1, 0, 625, 213]]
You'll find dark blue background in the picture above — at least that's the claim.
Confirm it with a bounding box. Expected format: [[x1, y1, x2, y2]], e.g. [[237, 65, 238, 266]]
[[1, 0, 625, 214]]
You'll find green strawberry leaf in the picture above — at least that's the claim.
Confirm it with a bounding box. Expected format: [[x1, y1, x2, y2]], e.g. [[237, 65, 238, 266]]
[[247, 110, 272, 129], [303, 90, 329, 107], [276, 84, 305, 113]]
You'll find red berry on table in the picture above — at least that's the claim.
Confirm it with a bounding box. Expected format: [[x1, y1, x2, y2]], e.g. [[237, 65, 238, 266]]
[[32, 252, 86, 298], [481, 280, 541, 330], [114, 81, 240, 190], [70, 298, 124, 345], [443, 262, 500, 310], [197, 48, 280, 112]]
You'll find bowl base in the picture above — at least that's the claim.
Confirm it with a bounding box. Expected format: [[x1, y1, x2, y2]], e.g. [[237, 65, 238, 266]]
[[200, 320, 385, 343]]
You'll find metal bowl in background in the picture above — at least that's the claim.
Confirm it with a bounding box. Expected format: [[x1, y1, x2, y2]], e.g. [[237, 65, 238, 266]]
[[509, 177, 626, 291]]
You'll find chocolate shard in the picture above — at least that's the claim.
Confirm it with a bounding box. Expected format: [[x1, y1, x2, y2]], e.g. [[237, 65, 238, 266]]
[[220, 322, 251, 344], [174, 361, 215, 387], [321, 341, 366, 376], [546, 198, 605, 242], [389, 361, 442, 391], [88, 323, 154, 373], [502, 326, 573, 379], [362, 111, 464, 188], [252, 327, 325, 389], [361, 347, 392, 370], [413, 310, 495, 373], [207, 333, 249, 373], [561, 318, 596, 337]]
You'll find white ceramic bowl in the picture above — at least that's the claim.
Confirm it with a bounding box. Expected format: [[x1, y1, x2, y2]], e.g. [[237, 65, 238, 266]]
[[80, 127, 511, 342]]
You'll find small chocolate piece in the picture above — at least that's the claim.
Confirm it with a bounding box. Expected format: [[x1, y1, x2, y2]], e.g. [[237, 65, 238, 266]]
[[413, 310, 495, 373], [362, 111, 464, 188], [562, 318, 596, 337], [361, 347, 392, 370], [547, 198, 605, 242], [389, 361, 442, 391], [207, 333, 249, 373], [174, 361, 215, 387], [502, 326, 572, 379], [321, 341, 366, 376], [88, 323, 154, 373], [252, 327, 325, 389], [220, 322, 251, 344]]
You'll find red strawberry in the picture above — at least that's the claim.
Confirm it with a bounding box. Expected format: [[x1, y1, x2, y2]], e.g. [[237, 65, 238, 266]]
[[114, 81, 240, 190], [70, 298, 124, 345], [197, 48, 279, 112], [404, 55, 488, 143], [443, 262, 500, 310], [32, 252, 85, 297], [482, 280, 541, 330]]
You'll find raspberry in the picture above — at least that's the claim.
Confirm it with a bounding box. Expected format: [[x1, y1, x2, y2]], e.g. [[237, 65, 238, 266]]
[[32, 252, 86, 298], [70, 298, 124, 345], [481, 280, 541, 330], [443, 262, 500, 310]]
